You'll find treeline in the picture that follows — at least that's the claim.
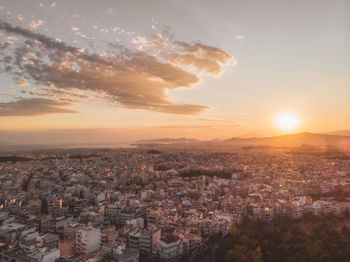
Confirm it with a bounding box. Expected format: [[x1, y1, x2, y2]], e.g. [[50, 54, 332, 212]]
[[0, 156, 33, 162], [288, 149, 350, 160], [310, 184, 350, 201], [147, 149, 162, 154], [211, 214, 350, 262], [179, 169, 234, 179], [69, 154, 99, 159]]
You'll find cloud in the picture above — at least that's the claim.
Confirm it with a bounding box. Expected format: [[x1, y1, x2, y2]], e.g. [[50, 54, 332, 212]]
[[0, 20, 234, 115], [4, 36, 16, 46], [169, 41, 235, 74], [132, 36, 148, 45], [197, 118, 236, 124], [28, 20, 43, 31], [29, 88, 36, 95], [75, 31, 88, 39], [0, 98, 78, 117], [157, 124, 213, 129], [15, 78, 30, 87]]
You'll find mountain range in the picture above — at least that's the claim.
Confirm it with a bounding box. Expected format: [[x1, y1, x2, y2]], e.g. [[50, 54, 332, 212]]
[[137, 137, 201, 144], [138, 132, 350, 148], [225, 132, 350, 147], [1, 131, 350, 149], [324, 130, 350, 136]]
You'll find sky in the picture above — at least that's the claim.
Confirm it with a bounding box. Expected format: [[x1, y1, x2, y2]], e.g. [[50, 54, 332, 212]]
[[0, 0, 349, 143]]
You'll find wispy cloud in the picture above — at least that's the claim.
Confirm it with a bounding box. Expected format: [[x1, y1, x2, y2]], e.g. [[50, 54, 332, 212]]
[[197, 118, 236, 124], [235, 35, 245, 40]]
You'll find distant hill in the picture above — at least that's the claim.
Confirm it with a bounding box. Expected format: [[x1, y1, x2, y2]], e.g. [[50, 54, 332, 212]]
[[235, 133, 262, 138], [324, 130, 350, 136], [137, 137, 200, 144], [225, 132, 350, 147]]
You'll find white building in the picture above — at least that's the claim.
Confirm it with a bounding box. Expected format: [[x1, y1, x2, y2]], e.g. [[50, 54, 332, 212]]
[[96, 192, 105, 203], [158, 234, 183, 261], [76, 227, 101, 254], [140, 226, 161, 254], [28, 247, 60, 262]]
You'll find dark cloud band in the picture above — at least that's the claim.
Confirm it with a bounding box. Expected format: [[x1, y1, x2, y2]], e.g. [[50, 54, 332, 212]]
[[0, 98, 77, 116]]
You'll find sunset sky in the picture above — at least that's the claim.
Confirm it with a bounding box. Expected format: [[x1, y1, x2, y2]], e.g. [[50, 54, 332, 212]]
[[0, 0, 349, 143]]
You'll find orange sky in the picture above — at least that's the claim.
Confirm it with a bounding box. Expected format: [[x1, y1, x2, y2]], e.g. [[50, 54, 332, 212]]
[[0, 0, 349, 143]]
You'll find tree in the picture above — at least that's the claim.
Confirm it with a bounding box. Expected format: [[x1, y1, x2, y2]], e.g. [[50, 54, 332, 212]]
[[240, 235, 258, 250], [224, 245, 248, 262], [230, 223, 238, 241], [246, 247, 263, 262], [224, 245, 262, 262], [341, 225, 349, 235]]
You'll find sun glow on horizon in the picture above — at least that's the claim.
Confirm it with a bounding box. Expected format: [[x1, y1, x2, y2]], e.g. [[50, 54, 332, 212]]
[[276, 113, 300, 131]]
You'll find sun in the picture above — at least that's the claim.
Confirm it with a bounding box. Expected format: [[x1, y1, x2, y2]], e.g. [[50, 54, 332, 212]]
[[276, 113, 300, 131]]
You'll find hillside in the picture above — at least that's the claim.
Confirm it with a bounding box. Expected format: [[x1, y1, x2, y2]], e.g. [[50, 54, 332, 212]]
[[225, 132, 350, 147], [324, 130, 350, 136], [137, 137, 200, 144]]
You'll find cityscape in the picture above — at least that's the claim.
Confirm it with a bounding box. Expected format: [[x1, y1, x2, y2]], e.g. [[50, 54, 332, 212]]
[[0, 0, 350, 262], [0, 135, 349, 261]]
